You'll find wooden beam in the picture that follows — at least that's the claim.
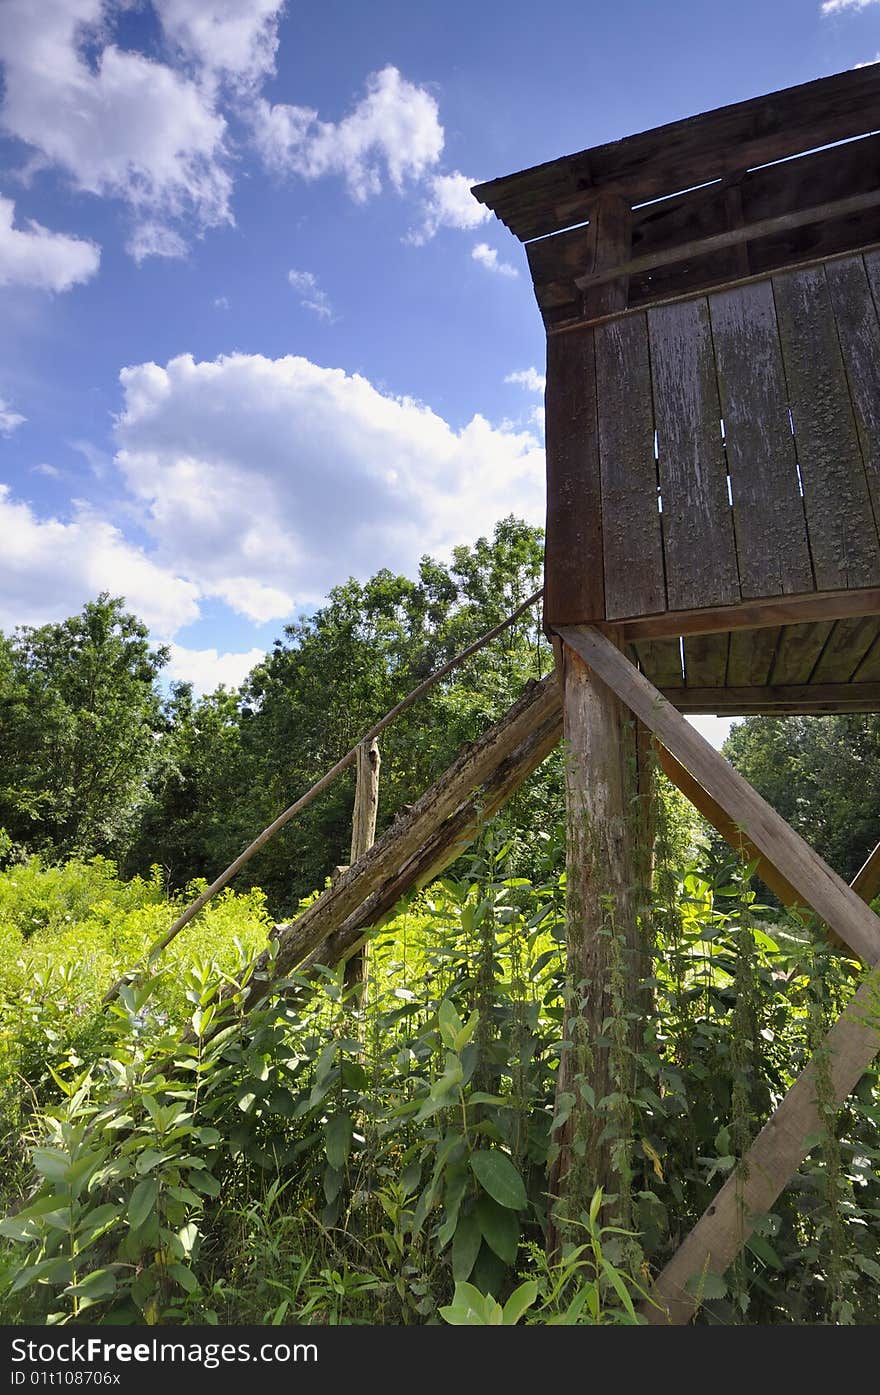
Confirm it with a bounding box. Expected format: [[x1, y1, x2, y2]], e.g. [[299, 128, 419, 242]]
[[658, 681, 880, 715], [556, 625, 880, 967], [343, 737, 381, 999], [574, 190, 880, 293], [236, 674, 563, 1006], [547, 633, 643, 1251], [472, 66, 880, 241], [644, 963, 880, 1324], [656, 745, 799, 910], [247, 691, 565, 1009], [621, 585, 880, 642]]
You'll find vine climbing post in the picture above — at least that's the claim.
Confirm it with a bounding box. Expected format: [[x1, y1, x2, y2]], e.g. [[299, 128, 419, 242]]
[[344, 737, 381, 1002], [547, 635, 651, 1252]]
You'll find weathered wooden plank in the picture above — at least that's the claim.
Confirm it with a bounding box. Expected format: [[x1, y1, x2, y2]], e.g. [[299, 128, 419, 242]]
[[644, 964, 880, 1324], [811, 616, 880, 684], [474, 66, 880, 240], [544, 329, 604, 625], [649, 299, 740, 611], [577, 190, 880, 294], [773, 265, 880, 590], [253, 675, 564, 990], [623, 584, 880, 642], [770, 620, 834, 685], [683, 632, 729, 687], [294, 703, 565, 988], [726, 627, 780, 687], [557, 625, 880, 966], [826, 254, 880, 535], [635, 638, 683, 688], [662, 681, 880, 713], [547, 640, 643, 1251], [344, 737, 381, 998], [658, 745, 800, 909], [709, 280, 813, 598], [595, 313, 665, 619]]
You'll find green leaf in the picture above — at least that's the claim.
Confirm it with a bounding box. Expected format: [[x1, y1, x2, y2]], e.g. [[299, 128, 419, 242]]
[[470, 1150, 527, 1210], [324, 1112, 352, 1170], [66, 1268, 117, 1301], [128, 1177, 158, 1231], [438, 999, 462, 1050], [475, 1196, 519, 1265], [452, 1210, 482, 1282], [502, 1280, 539, 1326], [168, 1262, 199, 1294]]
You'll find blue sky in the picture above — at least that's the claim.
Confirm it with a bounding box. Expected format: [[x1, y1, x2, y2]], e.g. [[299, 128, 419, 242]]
[[1, 0, 878, 746]]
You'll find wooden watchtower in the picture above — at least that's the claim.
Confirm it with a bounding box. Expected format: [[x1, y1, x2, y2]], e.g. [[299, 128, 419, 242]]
[[473, 67, 880, 1321], [475, 65, 880, 713]]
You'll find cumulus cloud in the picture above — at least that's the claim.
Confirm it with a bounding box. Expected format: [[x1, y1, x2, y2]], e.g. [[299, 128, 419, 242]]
[[0, 485, 200, 637], [166, 642, 265, 692], [0, 398, 26, 434], [0, 0, 232, 247], [288, 269, 334, 320], [822, 0, 878, 12], [0, 195, 100, 292], [154, 0, 285, 86], [472, 242, 518, 278], [409, 171, 491, 244], [505, 368, 545, 393], [113, 351, 544, 619], [253, 65, 444, 201]]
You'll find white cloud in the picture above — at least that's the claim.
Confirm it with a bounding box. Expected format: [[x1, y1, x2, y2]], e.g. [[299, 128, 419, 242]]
[[472, 242, 518, 278], [253, 65, 444, 201], [0, 195, 100, 292], [822, 0, 878, 12], [0, 398, 26, 434], [855, 53, 880, 65], [0, 0, 232, 247], [288, 269, 334, 320], [0, 485, 200, 637], [127, 222, 189, 263], [113, 351, 544, 618], [154, 0, 285, 86], [409, 171, 491, 243], [505, 368, 545, 393], [31, 464, 62, 478], [213, 295, 230, 310], [166, 641, 264, 692]]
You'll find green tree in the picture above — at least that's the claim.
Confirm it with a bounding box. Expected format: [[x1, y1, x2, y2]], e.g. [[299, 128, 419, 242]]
[[0, 595, 167, 860], [723, 713, 880, 881], [138, 517, 556, 913]]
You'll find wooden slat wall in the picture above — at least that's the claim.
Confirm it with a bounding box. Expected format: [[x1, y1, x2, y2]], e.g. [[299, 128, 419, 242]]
[[546, 252, 880, 640], [709, 280, 812, 598], [648, 299, 739, 611], [594, 314, 665, 619], [773, 264, 880, 591]]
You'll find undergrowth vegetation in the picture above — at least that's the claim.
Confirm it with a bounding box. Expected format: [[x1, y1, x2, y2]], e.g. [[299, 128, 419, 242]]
[[1, 816, 879, 1327]]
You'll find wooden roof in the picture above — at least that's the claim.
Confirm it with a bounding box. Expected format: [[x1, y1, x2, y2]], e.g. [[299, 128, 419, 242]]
[[473, 66, 880, 244]]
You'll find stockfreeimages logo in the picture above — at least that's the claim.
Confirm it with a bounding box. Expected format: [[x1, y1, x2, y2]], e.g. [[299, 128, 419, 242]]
[[10, 1338, 318, 1372]]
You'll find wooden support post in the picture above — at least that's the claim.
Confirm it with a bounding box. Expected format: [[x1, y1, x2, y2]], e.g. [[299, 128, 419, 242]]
[[344, 738, 381, 1001], [557, 625, 880, 967], [547, 636, 649, 1250]]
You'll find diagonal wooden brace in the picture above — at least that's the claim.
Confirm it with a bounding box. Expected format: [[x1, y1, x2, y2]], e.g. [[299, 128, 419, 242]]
[[556, 624, 880, 1323], [556, 625, 880, 967], [642, 962, 880, 1323]]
